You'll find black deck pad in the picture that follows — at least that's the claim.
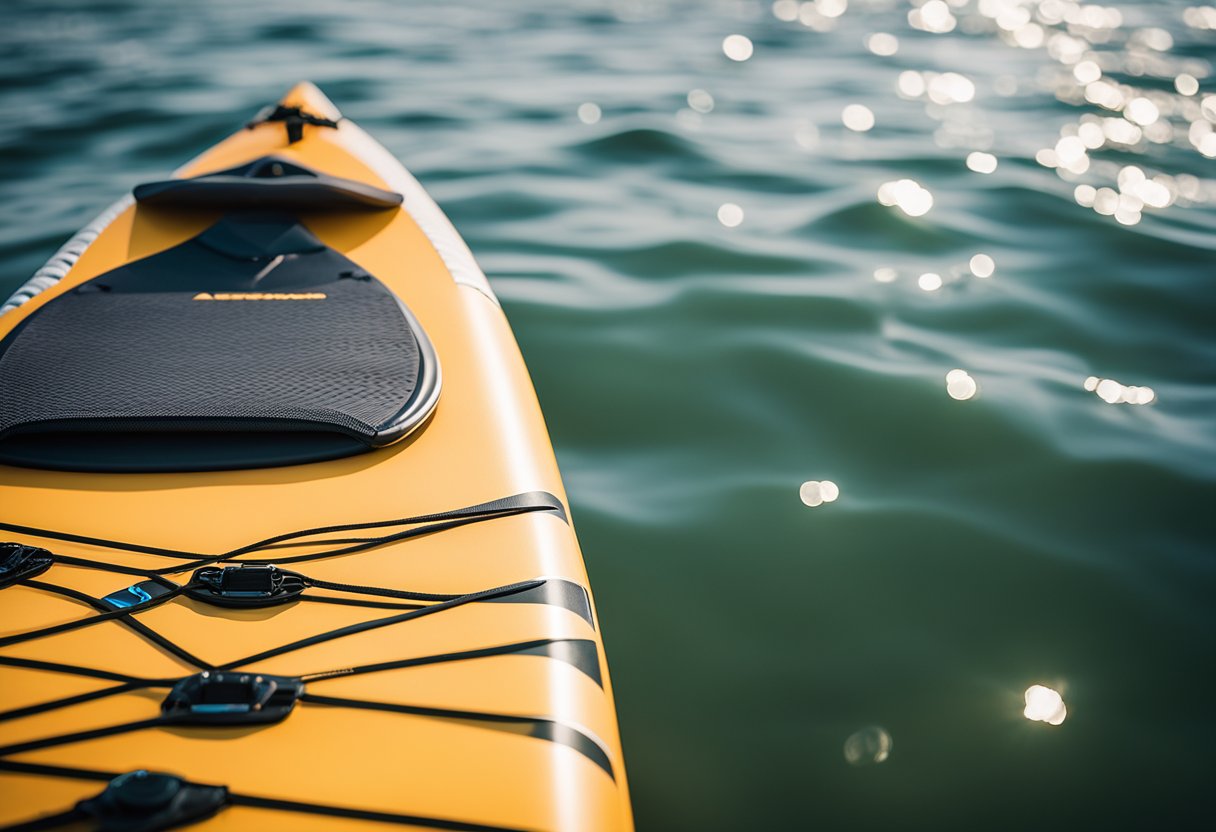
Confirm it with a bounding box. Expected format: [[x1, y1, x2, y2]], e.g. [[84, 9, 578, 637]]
[[0, 215, 439, 472]]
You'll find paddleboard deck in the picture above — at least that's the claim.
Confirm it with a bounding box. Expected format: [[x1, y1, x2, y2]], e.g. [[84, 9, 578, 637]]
[[0, 83, 632, 832]]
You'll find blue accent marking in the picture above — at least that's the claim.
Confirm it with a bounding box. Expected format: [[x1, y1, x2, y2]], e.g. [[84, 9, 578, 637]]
[[103, 584, 153, 609]]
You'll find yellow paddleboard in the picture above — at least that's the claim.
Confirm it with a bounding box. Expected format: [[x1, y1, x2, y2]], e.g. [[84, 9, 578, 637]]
[[0, 83, 632, 832]]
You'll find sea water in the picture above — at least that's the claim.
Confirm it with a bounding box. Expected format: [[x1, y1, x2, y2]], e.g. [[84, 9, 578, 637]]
[[1, 1, 1212, 828]]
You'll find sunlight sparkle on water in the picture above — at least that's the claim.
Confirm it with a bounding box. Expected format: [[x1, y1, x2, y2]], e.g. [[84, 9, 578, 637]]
[[717, 203, 744, 227], [910, 0, 956, 34], [966, 152, 998, 173], [771, 0, 799, 22], [1024, 685, 1067, 725], [897, 70, 926, 99], [577, 103, 601, 125], [873, 267, 897, 283], [1073, 60, 1101, 84], [877, 179, 933, 217], [843, 726, 891, 765], [799, 480, 839, 507], [1184, 5, 1216, 29], [1012, 21, 1046, 49], [816, 0, 849, 19], [946, 369, 978, 400], [687, 89, 714, 113], [1087, 376, 1156, 405], [1125, 97, 1160, 126], [1077, 121, 1104, 149], [1103, 117, 1141, 146], [1051, 134, 1090, 174], [722, 34, 753, 62], [1085, 80, 1126, 110], [1092, 187, 1118, 214], [927, 72, 976, 105], [1118, 166, 1172, 209], [969, 253, 995, 277], [866, 32, 898, 56], [842, 104, 875, 132], [917, 272, 943, 291], [1175, 74, 1199, 96]]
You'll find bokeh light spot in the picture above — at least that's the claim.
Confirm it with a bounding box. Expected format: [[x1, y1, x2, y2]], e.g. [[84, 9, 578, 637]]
[[842, 104, 875, 132], [717, 202, 744, 227], [844, 726, 892, 765], [1024, 685, 1067, 725], [969, 254, 995, 278], [723, 34, 754, 61]]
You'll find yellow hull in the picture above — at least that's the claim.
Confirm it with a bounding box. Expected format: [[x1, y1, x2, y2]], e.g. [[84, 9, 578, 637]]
[[0, 83, 632, 831]]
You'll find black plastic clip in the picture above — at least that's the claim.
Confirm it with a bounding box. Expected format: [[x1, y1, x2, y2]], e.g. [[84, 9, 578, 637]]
[[162, 671, 304, 726], [185, 563, 306, 608], [246, 104, 339, 144], [76, 769, 228, 832], [0, 542, 54, 589]]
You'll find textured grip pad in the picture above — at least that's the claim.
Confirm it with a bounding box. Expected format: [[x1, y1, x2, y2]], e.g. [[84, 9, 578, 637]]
[[0, 283, 418, 439], [0, 214, 440, 470]]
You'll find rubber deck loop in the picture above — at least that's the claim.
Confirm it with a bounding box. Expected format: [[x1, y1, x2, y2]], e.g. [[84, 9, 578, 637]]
[[0, 493, 583, 825], [0, 491, 565, 572], [0, 492, 562, 662], [0, 582, 545, 727], [215, 580, 544, 670], [0, 716, 167, 758], [0, 807, 86, 831], [0, 762, 530, 832], [15, 579, 211, 669], [0, 582, 186, 650], [0, 680, 163, 723], [0, 573, 567, 698], [0, 567, 478, 650]]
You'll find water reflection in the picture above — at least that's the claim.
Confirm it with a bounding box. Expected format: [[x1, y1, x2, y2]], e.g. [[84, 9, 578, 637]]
[[917, 272, 943, 291], [910, 0, 957, 34], [577, 102, 601, 125], [1084, 376, 1156, 405], [717, 203, 744, 228], [927, 73, 976, 105], [1184, 5, 1216, 29], [897, 70, 927, 99], [687, 89, 714, 114], [946, 369, 979, 400], [842, 103, 876, 132], [966, 151, 998, 173], [877, 179, 933, 217], [865, 32, 899, 56], [1175, 73, 1199, 96], [1023, 685, 1067, 725], [969, 253, 996, 277], [722, 34, 753, 62], [844, 726, 893, 765], [799, 480, 840, 507]]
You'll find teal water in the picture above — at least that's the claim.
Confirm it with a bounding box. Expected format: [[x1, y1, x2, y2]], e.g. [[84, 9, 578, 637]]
[[1, 0, 1213, 828]]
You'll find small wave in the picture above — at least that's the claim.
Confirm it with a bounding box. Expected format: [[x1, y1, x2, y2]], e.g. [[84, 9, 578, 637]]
[[569, 126, 708, 164]]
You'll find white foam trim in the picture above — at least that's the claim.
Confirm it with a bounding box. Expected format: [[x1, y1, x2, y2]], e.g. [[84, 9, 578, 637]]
[[1, 193, 135, 316]]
